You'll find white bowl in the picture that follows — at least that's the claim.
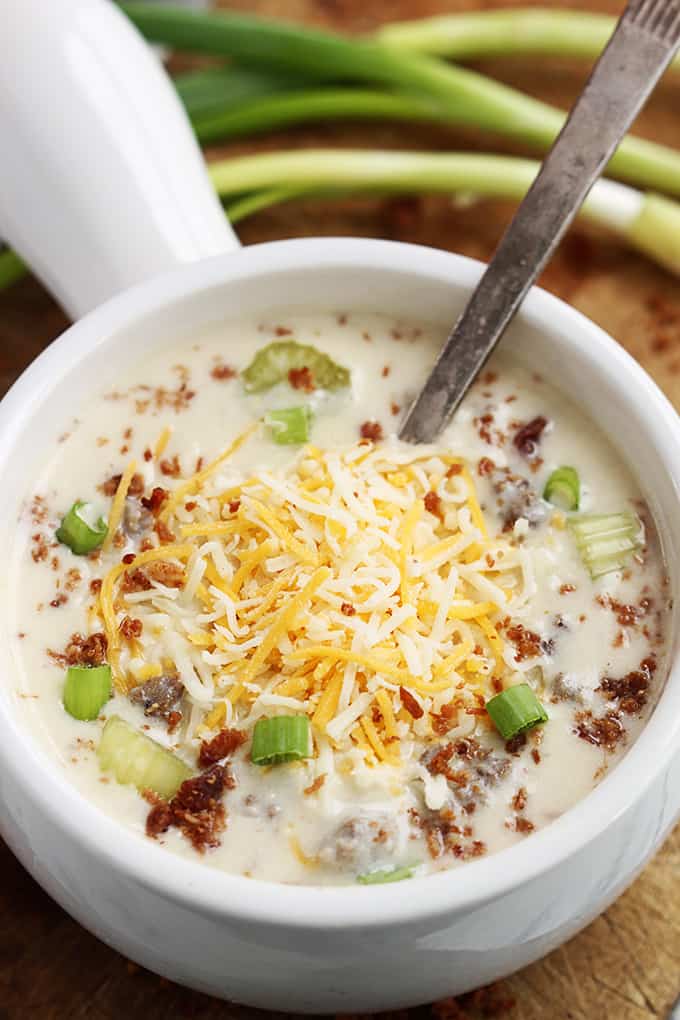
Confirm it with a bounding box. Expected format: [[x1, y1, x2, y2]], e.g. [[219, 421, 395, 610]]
[[0, 2, 678, 1012]]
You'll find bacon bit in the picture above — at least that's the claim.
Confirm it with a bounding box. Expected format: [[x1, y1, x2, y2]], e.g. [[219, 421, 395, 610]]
[[159, 455, 181, 478], [31, 534, 49, 563], [144, 561, 185, 588], [514, 816, 534, 834], [228, 499, 241, 514], [505, 623, 542, 662], [120, 568, 153, 594], [198, 728, 246, 768], [505, 733, 527, 755], [304, 774, 326, 796], [340, 602, 356, 617], [143, 448, 153, 462], [119, 616, 143, 640], [575, 710, 625, 751], [49, 631, 108, 668], [195, 456, 204, 473], [275, 326, 292, 336], [360, 420, 383, 442], [122, 553, 136, 565], [424, 491, 443, 517], [154, 519, 176, 545], [210, 363, 236, 381], [288, 366, 315, 392], [512, 787, 527, 811], [100, 472, 144, 498], [89, 578, 102, 595], [446, 463, 463, 477], [560, 583, 576, 595], [531, 748, 541, 764], [50, 594, 68, 608], [478, 456, 495, 477], [390, 402, 401, 416], [337, 314, 348, 326], [381, 365, 390, 378], [598, 657, 655, 715], [432, 703, 458, 735], [145, 764, 233, 852], [184, 501, 197, 512], [513, 416, 548, 458], [399, 686, 424, 719], [141, 487, 168, 515]]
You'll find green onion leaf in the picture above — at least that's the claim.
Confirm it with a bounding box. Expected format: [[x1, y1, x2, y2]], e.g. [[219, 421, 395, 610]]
[[97, 715, 193, 799], [568, 511, 642, 578], [543, 466, 580, 511], [357, 865, 416, 884], [266, 406, 313, 445], [63, 664, 112, 721], [242, 340, 350, 393], [486, 683, 548, 741], [56, 500, 108, 555], [251, 715, 311, 765]]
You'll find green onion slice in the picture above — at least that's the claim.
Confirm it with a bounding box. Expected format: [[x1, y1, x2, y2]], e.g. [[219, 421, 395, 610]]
[[56, 500, 108, 555], [251, 714, 311, 765], [97, 715, 193, 799], [543, 466, 579, 510], [63, 664, 112, 721], [242, 340, 350, 393], [266, 405, 313, 444], [568, 511, 642, 579], [357, 865, 416, 885], [486, 683, 548, 740]]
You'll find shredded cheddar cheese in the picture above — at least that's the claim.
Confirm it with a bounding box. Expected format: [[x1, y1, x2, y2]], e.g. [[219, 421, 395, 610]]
[[95, 435, 530, 763], [102, 459, 137, 553]]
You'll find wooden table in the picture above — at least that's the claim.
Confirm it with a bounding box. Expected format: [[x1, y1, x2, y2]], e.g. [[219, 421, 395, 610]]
[[1, 1, 679, 1016]]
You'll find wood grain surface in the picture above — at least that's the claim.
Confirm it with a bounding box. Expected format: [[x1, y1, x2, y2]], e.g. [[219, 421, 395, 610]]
[[1, 1, 679, 1017]]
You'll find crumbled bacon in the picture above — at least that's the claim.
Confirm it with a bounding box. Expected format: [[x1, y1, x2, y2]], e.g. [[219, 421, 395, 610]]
[[575, 710, 625, 750], [119, 616, 143, 641], [514, 817, 534, 834], [359, 420, 383, 442], [478, 456, 495, 477], [141, 487, 168, 515], [399, 686, 423, 719], [288, 366, 315, 392], [513, 416, 548, 458], [228, 499, 241, 514], [99, 472, 144, 497], [340, 602, 356, 617], [145, 763, 234, 851], [159, 455, 181, 478], [49, 631, 108, 668], [198, 728, 246, 768], [89, 578, 102, 596], [505, 623, 542, 662], [424, 491, 442, 517], [598, 657, 655, 715], [210, 363, 236, 381], [31, 534, 49, 563], [512, 787, 527, 812], [154, 518, 176, 545], [120, 568, 153, 594], [144, 561, 185, 588]]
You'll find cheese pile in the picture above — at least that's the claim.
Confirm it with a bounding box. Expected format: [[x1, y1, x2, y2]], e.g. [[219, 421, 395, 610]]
[[98, 430, 534, 768]]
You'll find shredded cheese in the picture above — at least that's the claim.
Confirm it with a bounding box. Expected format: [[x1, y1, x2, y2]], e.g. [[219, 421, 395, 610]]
[[102, 459, 137, 553]]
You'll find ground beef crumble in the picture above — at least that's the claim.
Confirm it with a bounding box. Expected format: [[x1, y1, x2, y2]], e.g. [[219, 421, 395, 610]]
[[129, 673, 184, 721], [145, 763, 234, 852]]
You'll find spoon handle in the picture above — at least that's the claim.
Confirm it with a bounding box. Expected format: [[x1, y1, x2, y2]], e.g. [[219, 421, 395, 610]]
[[399, 0, 680, 444]]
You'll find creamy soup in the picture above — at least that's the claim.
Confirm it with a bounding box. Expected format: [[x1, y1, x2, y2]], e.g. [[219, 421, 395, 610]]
[[10, 312, 669, 885]]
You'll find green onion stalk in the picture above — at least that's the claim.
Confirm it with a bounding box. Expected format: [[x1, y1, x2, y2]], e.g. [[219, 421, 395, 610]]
[[376, 8, 680, 67], [3, 151, 680, 294], [122, 3, 680, 197], [213, 149, 680, 278]]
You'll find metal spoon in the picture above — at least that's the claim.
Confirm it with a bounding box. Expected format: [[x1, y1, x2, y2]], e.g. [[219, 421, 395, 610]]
[[400, 0, 680, 445]]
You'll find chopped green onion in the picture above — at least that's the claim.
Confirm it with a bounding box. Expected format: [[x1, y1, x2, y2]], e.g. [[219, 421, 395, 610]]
[[97, 715, 193, 799], [56, 500, 108, 555], [242, 340, 350, 393], [486, 683, 548, 741], [251, 715, 311, 765], [569, 511, 642, 579], [357, 865, 416, 884], [543, 466, 580, 511], [63, 664, 112, 721], [266, 406, 313, 445]]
